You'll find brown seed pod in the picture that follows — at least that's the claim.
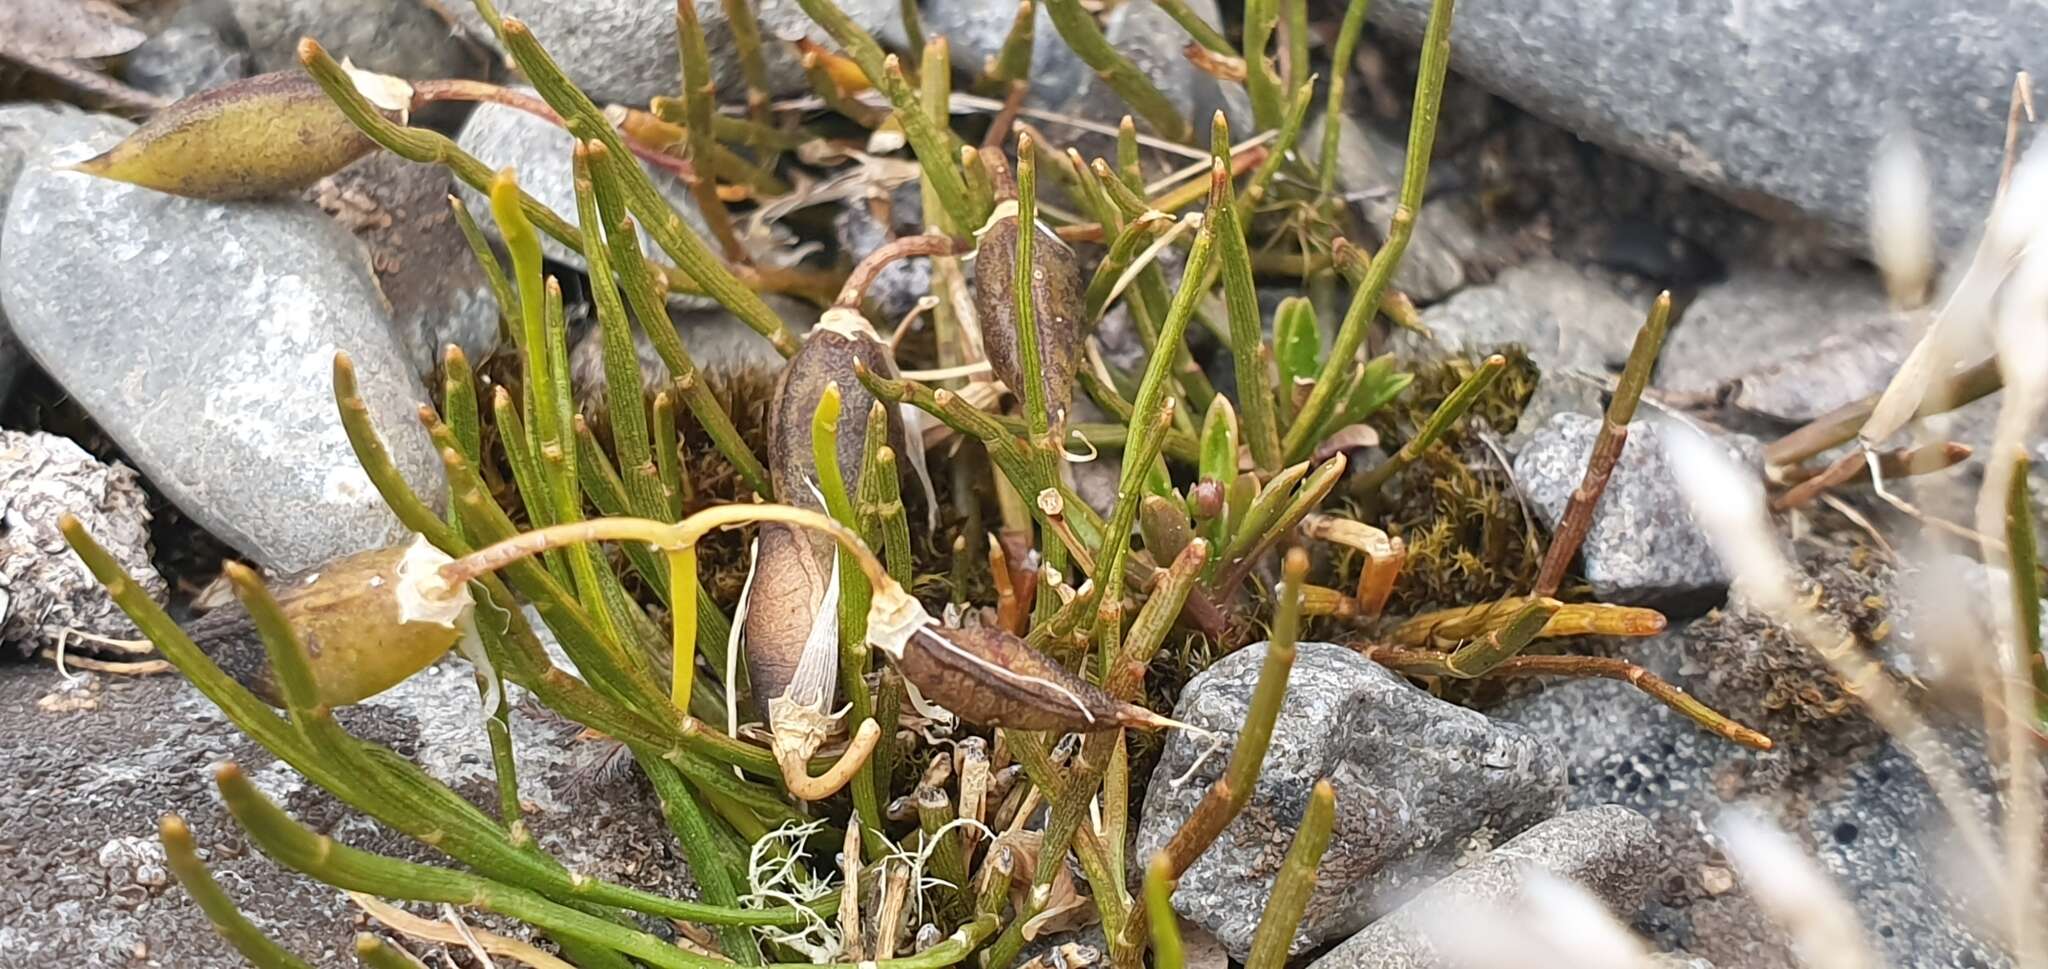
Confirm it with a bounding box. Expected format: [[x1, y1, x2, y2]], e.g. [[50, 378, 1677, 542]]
[[973, 201, 1085, 425], [743, 308, 907, 719], [891, 623, 1177, 732], [71, 70, 403, 200], [186, 541, 463, 708]]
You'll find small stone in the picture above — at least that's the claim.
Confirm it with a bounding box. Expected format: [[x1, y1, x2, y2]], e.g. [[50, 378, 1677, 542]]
[[226, 0, 485, 82], [451, 0, 899, 107], [1, 120, 442, 573], [309, 151, 501, 376], [120, 0, 251, 100], [0, 430, 166, 658], [453, 95, 710, 278], [1307, 806, 1659, 969], [1512, 413, 1758, 608], [1366, 0, 2026, 249], [1699, 865, 1735, 897], [1658, 269, 1907, 424], [96, 835, 168, 889], [1136, 642, 1566, 960]]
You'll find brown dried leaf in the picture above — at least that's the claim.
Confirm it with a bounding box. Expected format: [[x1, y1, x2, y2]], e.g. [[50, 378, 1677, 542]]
[[893, 624, 1174, 732], [974, 203, 1085, 426], [69, 71, 396, 200]]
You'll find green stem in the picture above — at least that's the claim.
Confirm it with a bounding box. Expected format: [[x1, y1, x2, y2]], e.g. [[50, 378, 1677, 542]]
[[1318, 0, 1375, 198], [1040, 0, 1193, 142], [1144, 853, 1185, 969], [1354, 354, 1503, 497], [160, 816, 318, 969], [1211, 116, 1282, 472], [1241, 780, 1335, 969], [674, 0, 746, 261], [1283, 0, 1455, 459], [1155, 0, 1234, 55]]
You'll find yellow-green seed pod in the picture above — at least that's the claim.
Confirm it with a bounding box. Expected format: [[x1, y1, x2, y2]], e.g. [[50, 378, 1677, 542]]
[[71, 69, 404, 200], [189, 539, 466, 707]]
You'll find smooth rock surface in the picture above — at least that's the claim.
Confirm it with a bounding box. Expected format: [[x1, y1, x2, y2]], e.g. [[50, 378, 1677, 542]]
[[451, 0, 898, 106], [1659, 269, 1908, 424], [453, 96, 710, 276], [1368, 0, 2032, 249], [1, 121, 442, 573], [1307, 806, 1659, 969], [310, 151, 501, 375], [1512, 413, 1754, 608], [121, 0, 251, 99], [1137, 642, 1566, 959], [1, 105, 135, 405], [0, 430, 166, 657], [227, 0, 484, 81]]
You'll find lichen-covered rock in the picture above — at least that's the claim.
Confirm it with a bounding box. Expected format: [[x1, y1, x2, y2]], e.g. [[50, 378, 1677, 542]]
[[310, 151, 501, 376], [1136, 642, 1566, 960], [0, 119, 442, 573], [0, 430, 166, 657], [1306, 806, 1660, 969], [1512, 413, 1759, 609], [451, 0, 898, 106]]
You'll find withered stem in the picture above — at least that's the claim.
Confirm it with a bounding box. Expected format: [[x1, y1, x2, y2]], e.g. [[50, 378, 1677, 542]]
[[835, 234, 965, 308]]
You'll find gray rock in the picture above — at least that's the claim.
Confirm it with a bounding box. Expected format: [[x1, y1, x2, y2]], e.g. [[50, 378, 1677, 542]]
[[121, 0, 251, 99], [833, 180, 930, 323], [1367, 0, 2031, 249], [1512, 413, 1755, 608], [920, 0, 1088, 108], [1659, 269, 1908, 424], [568, 293, 814, 404], [451, 0, 898, 107], [1394, 259, 1647, 448], [454, 95, 710, 276], [1, 105, 136, 406], [1312, 112, 1491, 302], [1, 121, 442, 574], [227, 0, 484, 81], [0, 430, 167, 658], [1137, 642, 1566, 960], [309, 151, 502, 376], [1306, 806, 1659, 969], [1059, 0, 1235, 147]]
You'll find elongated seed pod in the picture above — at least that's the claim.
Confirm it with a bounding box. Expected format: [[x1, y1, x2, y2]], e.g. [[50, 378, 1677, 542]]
[[973, 201, 1085, 424], [743, 308, 907, 718], [186, 542, 462, 707], [893, 624, 1175, 732]]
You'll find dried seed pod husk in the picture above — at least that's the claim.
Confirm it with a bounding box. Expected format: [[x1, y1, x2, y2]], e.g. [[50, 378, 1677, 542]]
[[743, 307, 907, 719], [893, 623, 1174, 732], [973, 200, 1085, 425], [70, 69, 402, 200], [185, 540, 464, 707]]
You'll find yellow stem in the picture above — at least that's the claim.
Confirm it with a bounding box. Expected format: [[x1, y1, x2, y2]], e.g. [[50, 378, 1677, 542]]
[[669, 549, 700, 710]]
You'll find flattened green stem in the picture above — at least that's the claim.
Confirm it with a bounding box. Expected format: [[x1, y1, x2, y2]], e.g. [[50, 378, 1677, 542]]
[[1093, 397, 1179, 675], [1354, 354, 1505, 497], [1284, 0, 1456, 458], [1216, 455, 1346, 594], [1243, 780, 1335, 969], [1533, 292, 1671, 597], [1239, 79, 1315, 213], [673, 0, 746, 261], [915, 787, 970, 916], [443, 350, 523, 832], [1110, 540, 1209, 698], [1318, 0, 1376, 197], [1156, 0, 1234, 55], [637, 753, 762, 964], [491, 389, 570, 584], [1118, 165, 1224, 501], [1161, 549, 1306, 877], [575, 148, 665, 526], [488, 17, 799, 354], [991, 0, 1037, 84], [668, 548, 701, 710], [652, 391, 686, 513], [718, 0, 774, 119], [1040, 0, 1193, 142], [585, 142, 772, 496], [160, 816, 318, 969], [1438, 599, 1558, 677], [1012, 140, 1068, 621], [813, 390, 890, 854], [2008, 461, 2048, 721], [334, 355, 456, 548], [1211, 115, 1282, 472], [1241, 0, 1283, 127], [449, 197, 516, 333], [1145, 853, 1186, 969], [354, 936, 430, 969]]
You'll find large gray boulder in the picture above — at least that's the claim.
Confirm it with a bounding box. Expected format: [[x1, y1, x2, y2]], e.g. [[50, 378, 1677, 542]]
[[1137, 642, 1566, 960], [0, 120, 442, 573], [1368, 0, 2038, 248]]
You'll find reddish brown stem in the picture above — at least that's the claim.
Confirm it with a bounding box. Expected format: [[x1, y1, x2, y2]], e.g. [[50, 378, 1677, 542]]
[[1772, 442, 1973, 511], [1362, 645, 1773, 751], [411, 79, 699, 182], [1532, 291, 1671, 598], [982, 80, 1031, 152], [834, 233, 966, 308]]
